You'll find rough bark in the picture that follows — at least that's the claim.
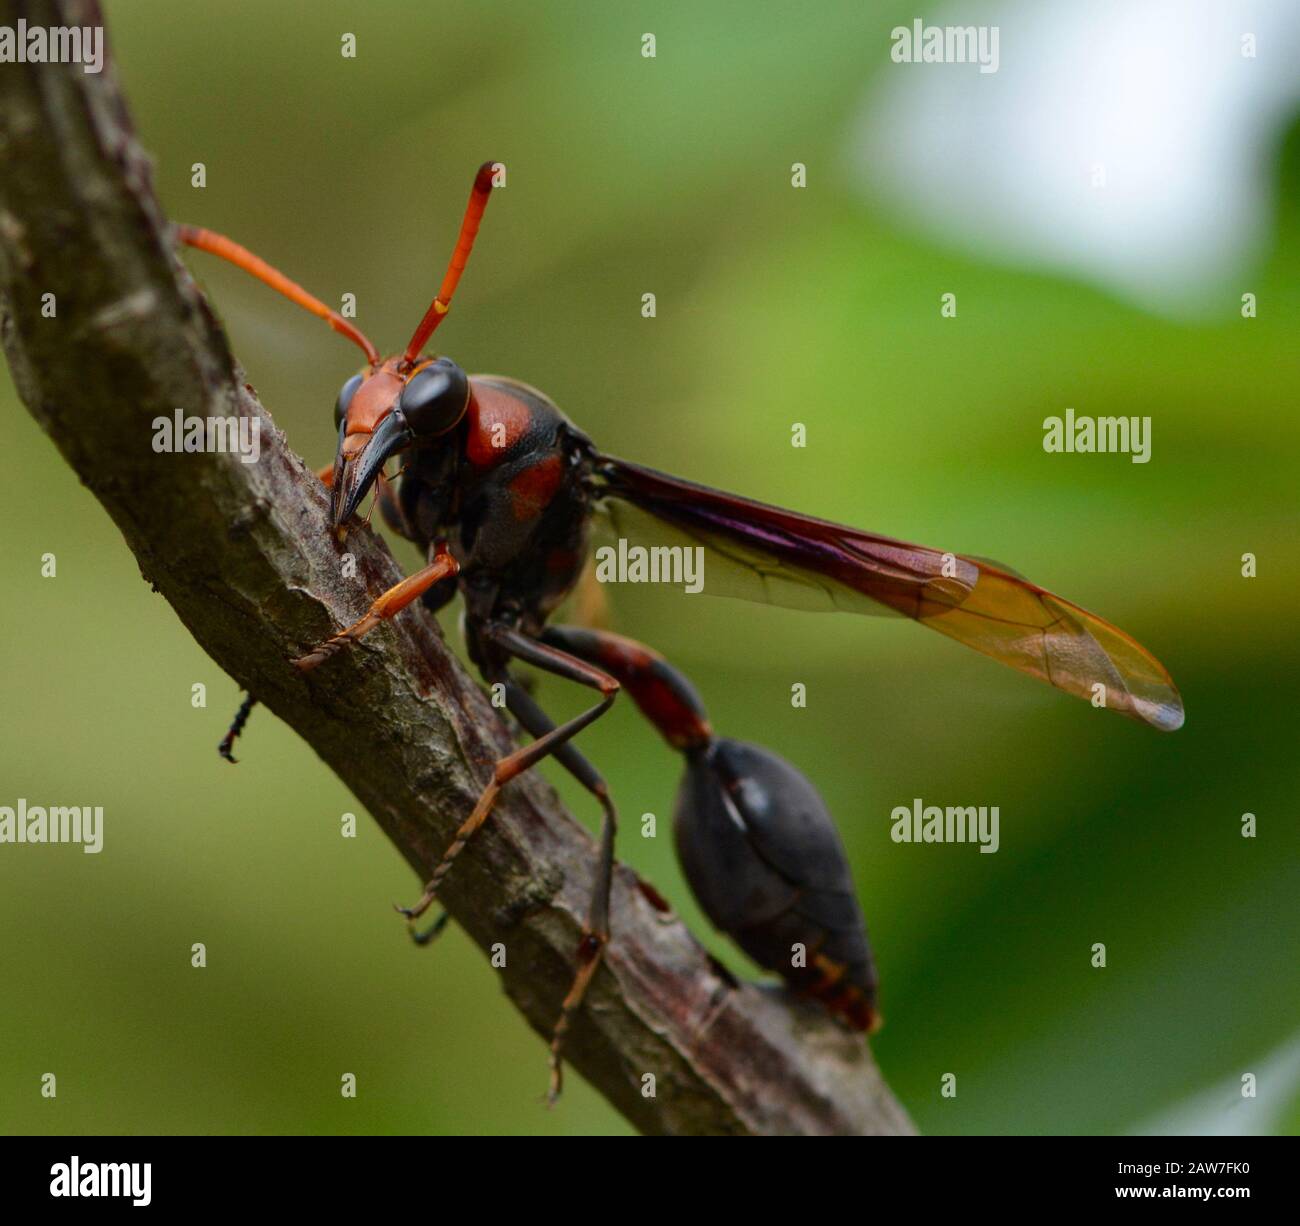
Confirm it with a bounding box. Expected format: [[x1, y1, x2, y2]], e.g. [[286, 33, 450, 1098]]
[[0, 0, 915, 1136]]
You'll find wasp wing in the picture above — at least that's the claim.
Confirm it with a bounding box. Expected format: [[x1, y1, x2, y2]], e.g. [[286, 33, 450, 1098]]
[[594, 456, 1183, 731]]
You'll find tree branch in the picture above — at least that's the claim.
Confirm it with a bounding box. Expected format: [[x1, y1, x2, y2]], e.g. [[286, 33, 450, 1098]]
[[0, 0, 915, 1135]]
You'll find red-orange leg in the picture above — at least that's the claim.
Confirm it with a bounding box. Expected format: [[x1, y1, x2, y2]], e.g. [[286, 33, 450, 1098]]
[[293, 543, 459, 671]]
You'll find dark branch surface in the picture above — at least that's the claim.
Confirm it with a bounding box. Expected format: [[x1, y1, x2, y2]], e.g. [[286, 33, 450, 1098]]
[[0, 0, 915, 1136]]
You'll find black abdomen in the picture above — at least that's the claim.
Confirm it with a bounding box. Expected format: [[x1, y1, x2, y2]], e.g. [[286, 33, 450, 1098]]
[[673, 738, 879, 1030]]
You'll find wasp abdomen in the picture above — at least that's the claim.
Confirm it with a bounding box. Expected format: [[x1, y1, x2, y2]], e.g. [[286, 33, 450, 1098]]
[[673, 738, 879, 1032]]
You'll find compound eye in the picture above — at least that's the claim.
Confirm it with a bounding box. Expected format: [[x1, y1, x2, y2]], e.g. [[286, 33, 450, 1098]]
[[334, 373, 364, 428], [399, 358, 469, 437]]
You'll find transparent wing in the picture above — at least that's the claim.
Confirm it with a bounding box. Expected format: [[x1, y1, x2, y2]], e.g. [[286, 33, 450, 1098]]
[[594, 456, 1184, 731]]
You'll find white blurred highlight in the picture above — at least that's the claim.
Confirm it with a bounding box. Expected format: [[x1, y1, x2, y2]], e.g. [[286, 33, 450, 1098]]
[[852, 1, 1300, 317]]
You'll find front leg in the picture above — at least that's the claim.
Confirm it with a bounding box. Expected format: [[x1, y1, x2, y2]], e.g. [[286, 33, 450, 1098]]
[[293, 541, 459, 671]]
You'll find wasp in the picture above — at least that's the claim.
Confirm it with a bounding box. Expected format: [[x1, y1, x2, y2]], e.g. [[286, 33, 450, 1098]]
[[180, 162, 1182, 1101]]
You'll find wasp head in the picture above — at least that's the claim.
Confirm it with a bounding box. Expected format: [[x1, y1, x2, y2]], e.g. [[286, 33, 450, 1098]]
[[329, 354, 469, 535]]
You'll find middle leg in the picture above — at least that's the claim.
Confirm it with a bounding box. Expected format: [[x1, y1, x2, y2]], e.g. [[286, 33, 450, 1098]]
[[395, 622, 623, 1102]]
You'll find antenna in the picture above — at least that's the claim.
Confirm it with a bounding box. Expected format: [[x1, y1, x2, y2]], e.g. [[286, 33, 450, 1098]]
[[403, 161, 499, 364]]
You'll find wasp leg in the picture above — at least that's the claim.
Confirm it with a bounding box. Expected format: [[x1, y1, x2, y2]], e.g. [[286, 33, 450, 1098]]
[[498, 677, 619, 1105], [375, 470, 412, 537], [394, 634, 618, 923], [409, 909, 452, 946], [394, 624, 620, 1104], [404, 679, 606, 955], [217, 694, 257, 763], [293, 542, 459, 671]]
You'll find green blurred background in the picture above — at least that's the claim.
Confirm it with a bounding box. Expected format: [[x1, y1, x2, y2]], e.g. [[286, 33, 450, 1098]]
[[2, 1, 1297, 1136]]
